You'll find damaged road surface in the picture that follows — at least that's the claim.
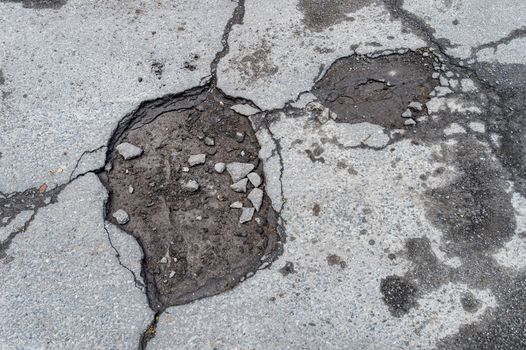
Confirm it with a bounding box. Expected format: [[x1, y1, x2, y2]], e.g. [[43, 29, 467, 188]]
[[101, 87, 280, 311], [1, 0, 526, 349]]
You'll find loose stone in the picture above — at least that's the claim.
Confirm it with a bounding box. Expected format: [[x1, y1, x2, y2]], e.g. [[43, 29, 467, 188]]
[[231, 104, 259, 116], [214, 162, 226, 173], [204, 137, 215, 146], [230, 201, 243, 209], [188, 154, 206, 166], [116, 142, 143, 160], [401, 109, 412, 118], [247, 172, 262, 187], [408, 101, 423, 111], [235, 132, 245, 142], [128, 185, 134, 194], [112, 209, 130, 225], [227, 162, 255, 182], [404, 119, 416, 126], [239, 207, 255, 224], [248, 188, 263, 212], [231, 178, 248, 193], [182, 179, 199, 192]]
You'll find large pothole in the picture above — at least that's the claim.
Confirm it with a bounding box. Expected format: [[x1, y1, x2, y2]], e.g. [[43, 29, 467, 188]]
[[99, 88, 280, 311]]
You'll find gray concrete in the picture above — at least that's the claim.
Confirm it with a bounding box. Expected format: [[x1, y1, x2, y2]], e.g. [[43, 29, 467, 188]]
[[0, 174, 152, 349], [1, 0, 526, 349], [0, 0, 236, 192]]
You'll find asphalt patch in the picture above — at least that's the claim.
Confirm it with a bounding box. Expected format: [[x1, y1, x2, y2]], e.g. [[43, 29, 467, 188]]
[[312, 51, 437, 129], [1, 0, 66, 9], [101, 88, 280, 311]]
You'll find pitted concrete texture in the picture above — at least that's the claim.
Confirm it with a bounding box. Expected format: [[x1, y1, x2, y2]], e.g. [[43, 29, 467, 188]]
[[0, 0, 236, 192], [0, 174, 153, 349], [217, 0, 426, 110], [402, 0, 526, 61]]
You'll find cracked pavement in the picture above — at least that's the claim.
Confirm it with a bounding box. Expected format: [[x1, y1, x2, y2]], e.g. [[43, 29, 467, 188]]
[[1, 0, 526, 349]]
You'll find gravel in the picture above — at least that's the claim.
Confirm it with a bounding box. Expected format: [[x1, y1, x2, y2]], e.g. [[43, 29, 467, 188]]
[[247, 172, 262, 187], [248, 188, 263, 211], [231, 178, 248, 193], [112, 209, 129, 225], [214, 162, 226, 173], [188, 154, 206, 166], [182, 179, 199, 192], [239, 207, 255, 224], [227, 162, 255, 182], [116, 142, 143, 160]]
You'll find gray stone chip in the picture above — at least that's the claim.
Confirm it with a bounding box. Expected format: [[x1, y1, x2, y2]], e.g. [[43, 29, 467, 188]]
[[239, 207, 255, 224], [112, 209, 129, 225], [408, 101, 423, 111], [182, 179, 199, 192], [226, 162, 255, 182], [116, 142, 143, 160], [248, 188, 263, 212], [247, 172, 262, 187], [188, 154, 206, 166], [230, 201, 243, 209], [231, 104, 260, 116], [231, 178, 248, 193], [214, 162, 226, 173], [401, 109, 412, 118]]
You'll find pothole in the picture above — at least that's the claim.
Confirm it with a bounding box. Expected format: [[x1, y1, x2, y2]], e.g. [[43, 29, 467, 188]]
[[312, 51, 438, 129], [99, 87, 280, 311]]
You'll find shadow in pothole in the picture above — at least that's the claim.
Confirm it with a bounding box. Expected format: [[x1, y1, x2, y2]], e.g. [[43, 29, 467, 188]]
[[98, 87, 280, 312]]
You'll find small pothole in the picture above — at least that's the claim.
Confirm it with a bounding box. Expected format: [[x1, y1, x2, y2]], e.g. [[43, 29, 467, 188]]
[[100, 88, 280, 311], [312, 51, 438, 129]]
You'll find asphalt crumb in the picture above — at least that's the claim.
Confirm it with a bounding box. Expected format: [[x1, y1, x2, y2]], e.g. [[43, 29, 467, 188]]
[[326, 254, 347, 268], [312, 203, 320, 216], [279, 261, 296, 276], [380, 275, 418, 317]]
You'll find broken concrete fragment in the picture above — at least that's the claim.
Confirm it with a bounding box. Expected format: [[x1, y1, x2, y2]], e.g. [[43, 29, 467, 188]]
[[112, 209, 129, 225], [230, 201, 243, 209], [404, 119, 416, 126], [231, 178, 248, 193], [188, 154, 206, 166], [235, 132, 245, 142], [231, 104, 259, 116], [227, 162, 255, 182], [248, 188, 263, 211], [239, 207, 255, 224], [182, 179, 199, 192], [214, 162, 226, 173], [204, 137, 215, 146], [402, 109, 412, 118], [116, 142, 143, 160], [247, 172, 262, 187], [408, 101, 423, 111]]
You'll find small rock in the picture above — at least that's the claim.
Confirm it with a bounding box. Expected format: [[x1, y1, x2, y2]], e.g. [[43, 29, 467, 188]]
[[439, 75, 449, 87], [432, 72, 440, 79], [401, 109, 412, 118], [408, 102, 423, 111], [112, 209, 129, 225], [231, 178, 248, 193], [247, 172, 262, 187], [318, 108, 330, 124], [214, 162, 226, 173], [188, 154, 206, 166], [204, 137, 215, 146], [240, 150, 246, 157], [227, 162, 255, 182], [182, 179, 199, 192], [128, 185, 134, 194], [235, 132, 245, 142], [248, 188, 263, 211], [182, 167, 190, 172], [404, 118, 416, 126], [169, 271, 176, 278], [231, 104, 260, 116], [116, 142, 143, 160], [160, 257, 168, 264], [239, 207, 255, 224], [230, 201, 243, 209]]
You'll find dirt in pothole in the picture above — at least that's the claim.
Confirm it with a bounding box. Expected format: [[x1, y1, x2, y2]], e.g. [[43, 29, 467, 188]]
[[312, 51, 438, 129], [100, 88, 280, 311]]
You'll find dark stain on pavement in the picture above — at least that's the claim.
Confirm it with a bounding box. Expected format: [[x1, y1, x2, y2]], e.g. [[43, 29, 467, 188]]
[[297, 0, 377, 32], [1, 0, 66, 9]]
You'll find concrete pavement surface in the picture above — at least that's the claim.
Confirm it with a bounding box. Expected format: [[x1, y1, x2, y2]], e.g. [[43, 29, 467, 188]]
[[1, 0, 525, 349]]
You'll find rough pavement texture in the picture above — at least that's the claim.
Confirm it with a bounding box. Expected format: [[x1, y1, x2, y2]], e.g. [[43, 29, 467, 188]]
[[1, 0, 526, 349], [0, 174, 152, 349]]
